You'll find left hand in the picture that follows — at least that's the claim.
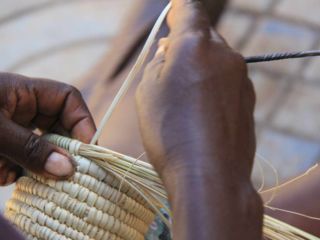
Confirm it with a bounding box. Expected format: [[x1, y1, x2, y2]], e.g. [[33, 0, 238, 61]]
[[0, 73, 96, 185]]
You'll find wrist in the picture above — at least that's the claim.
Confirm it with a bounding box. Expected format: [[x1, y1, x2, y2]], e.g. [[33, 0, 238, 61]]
[[160, 155, 252, 198], [163, 168, 263, 239], [162, 163, 255, 203]]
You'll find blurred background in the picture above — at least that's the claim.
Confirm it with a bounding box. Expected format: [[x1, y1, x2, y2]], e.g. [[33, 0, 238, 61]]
[[1, 0, 320, 212]]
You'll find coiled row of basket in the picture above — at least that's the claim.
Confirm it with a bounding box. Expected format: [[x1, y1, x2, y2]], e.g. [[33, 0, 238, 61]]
[[5, 156, 156, 240]]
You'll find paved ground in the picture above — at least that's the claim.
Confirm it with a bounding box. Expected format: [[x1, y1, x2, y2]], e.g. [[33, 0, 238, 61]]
[[1, 0, 320, 211]]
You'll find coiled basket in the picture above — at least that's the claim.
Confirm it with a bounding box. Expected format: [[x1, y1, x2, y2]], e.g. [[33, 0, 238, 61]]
[[5, 136, 157, 240]]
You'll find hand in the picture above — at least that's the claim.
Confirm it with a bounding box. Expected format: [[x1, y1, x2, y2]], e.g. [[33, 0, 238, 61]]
[[0, 73, 96, 185], [137, 0, 255, 187], [136, 0, 262, 239]]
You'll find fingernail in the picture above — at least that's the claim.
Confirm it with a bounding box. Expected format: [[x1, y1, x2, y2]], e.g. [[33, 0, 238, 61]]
[[45, 152, 74, 177], [0, 172, 7, 185], [0, 160, 6, 169]]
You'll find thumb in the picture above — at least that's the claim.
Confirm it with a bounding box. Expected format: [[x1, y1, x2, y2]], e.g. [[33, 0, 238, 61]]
[[0, 114, 75, 179]]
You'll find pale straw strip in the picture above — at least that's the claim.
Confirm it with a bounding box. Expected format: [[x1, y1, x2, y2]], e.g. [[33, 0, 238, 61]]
[[46, 134, 166, 215], [72, 154, 148, 206], [106, 164, 167, 199], [102, 172, 147, 206], [44, 135, 320, 239], [49, 136, 171, 223], [46, 135, 156, 206], [14, 183, 149, 236], [25, 232, 39, 240], [87, 160, 168, 216], [45, 136, 178, 228], [7, 199, 141, 240], [75, 156, 148, 206], [261, 164, 318, 194], [28, 165, 146, 217], [25, 171, 154, 224], [46, 135, 166, 216], [9, 191, 125, 240], [97, 163, 171, 229], [266, 205, 320, 221], [77, 155, 152, 205], [80, 150, 161, 184], [264, 215, 319, 240], [21, 173, 154, 230], [72, 172, 154, 223], [90, 2, 172, 145], [17, 176, 149, 237]]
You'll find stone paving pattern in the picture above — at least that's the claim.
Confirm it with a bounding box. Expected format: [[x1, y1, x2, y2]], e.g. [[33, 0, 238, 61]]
[[1, 0, 320, 210]]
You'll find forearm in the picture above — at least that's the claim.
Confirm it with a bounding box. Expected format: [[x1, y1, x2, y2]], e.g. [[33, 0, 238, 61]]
[[162, 159, 263, 240], [263, 166, 320, 236]]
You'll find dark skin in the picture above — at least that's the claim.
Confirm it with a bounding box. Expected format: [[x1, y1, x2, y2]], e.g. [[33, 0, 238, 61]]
[[0, 73, 96, 185], [136, 0, 263, 239], [1, 0, 319, 239], [0, 0, 263, 239], [263, 166, 320, 237]]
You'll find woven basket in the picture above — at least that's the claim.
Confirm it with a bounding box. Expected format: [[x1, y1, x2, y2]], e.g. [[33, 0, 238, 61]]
[[5, 153, 156, 240]]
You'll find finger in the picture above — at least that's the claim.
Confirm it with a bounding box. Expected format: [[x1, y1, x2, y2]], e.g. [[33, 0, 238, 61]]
[[0, 114, 75, 178], [0, 158, 23, 177], [0, 168, 9, 185], [0, 159, 6, 169], [30, 79, 96, 143], [4, 171, 17, 186], [154, 38, 169, 62], [144, 39, 168, 78], [137, 39, 168, 102], [0, 160, 12, 185], [0, 164, 6, 186], [32, 114, 57, 131], [11, 87, 37, 127]]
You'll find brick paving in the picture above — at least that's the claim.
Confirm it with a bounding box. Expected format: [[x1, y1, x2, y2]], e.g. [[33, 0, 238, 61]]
[[1, 0, 320, 210]]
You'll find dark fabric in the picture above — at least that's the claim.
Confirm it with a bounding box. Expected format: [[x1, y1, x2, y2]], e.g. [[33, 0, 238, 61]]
[[0, 214, 24, 240]]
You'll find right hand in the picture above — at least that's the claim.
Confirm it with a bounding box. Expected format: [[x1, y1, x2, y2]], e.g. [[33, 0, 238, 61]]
[[136, 0, 262, 239], [136, 0, 256, 188]]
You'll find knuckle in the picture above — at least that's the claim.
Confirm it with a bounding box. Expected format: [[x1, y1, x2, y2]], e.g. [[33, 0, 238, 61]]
[[0, 72, 19, 82], [24, 134, 46, 170], [63, 84, 76, 93], [70, 86, 83, 99], [63, 84, 83, 100], [180, 31, 208, 46]]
